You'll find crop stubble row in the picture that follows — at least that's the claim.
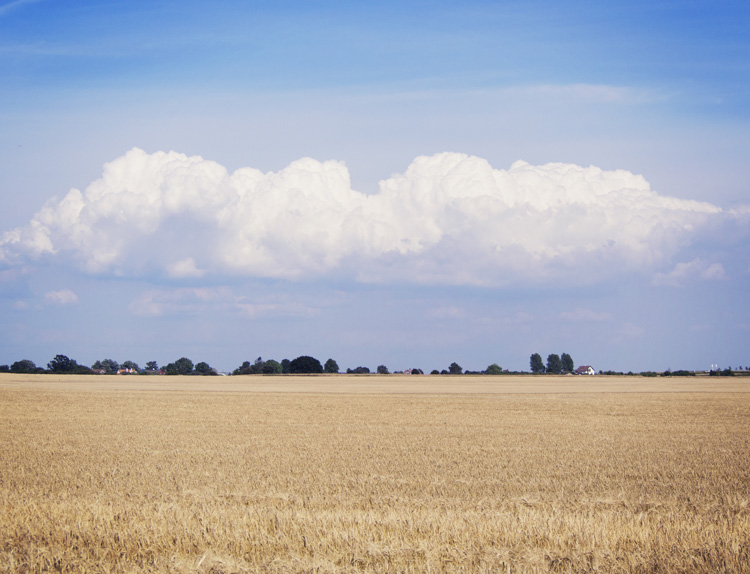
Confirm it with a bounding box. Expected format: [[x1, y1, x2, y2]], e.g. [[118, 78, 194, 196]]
[[0, 380, 749, 572]]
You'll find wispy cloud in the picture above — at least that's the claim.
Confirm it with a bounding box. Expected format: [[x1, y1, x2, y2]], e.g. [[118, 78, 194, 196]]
[[234, 297, 320, 319], [0, 0, 40, 17], [504, 84, 667, 105], [128, 287, 320, 319], [428, 306, 466, 320], [559, 308, 612, 322], [128, 287, 233, 317], [652, 259, 727, 287]]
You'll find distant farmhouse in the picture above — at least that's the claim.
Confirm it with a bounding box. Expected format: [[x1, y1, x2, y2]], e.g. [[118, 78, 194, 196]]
[[575, 365, 596, 375]]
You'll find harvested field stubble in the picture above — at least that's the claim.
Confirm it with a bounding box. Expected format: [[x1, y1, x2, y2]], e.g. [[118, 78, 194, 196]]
[[0, 378, 749, 572]]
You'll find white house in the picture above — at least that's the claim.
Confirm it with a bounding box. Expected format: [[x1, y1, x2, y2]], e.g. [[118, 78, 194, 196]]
[[575, 365, 596, 375]]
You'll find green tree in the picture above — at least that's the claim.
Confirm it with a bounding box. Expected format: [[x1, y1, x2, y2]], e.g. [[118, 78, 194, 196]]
[[48, 355, 91, 374], [561, 353, 574, 373], [289, 355, 323, 374], [194, 361, 214, 375], [262, 359, 282, 374], [10, 359, 37, 374], [281, 359, 291, 374], [48, 354, 76, 373], [145, 361, 159, 372], [165, 357, 194, 375], [546, 354, 562, 374], [324, 358, 339, 373], [486, 363, 503, 375], [377, 365, 389, 374], [530, 353, 545, 374], [448, 362, 463, 375], [175, 357, 194, 374], [233, 361, 252, 375]]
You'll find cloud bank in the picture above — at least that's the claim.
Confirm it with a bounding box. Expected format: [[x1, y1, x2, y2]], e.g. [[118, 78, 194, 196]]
[[0, 148, 728, 286]]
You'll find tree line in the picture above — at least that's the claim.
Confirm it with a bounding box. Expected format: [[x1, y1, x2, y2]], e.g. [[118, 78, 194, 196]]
[[0, 354, 512, 376], [3, 353, 740, 377], [0, 355, 217, 376]]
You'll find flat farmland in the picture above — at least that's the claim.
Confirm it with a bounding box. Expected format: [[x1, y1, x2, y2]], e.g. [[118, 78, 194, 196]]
[[1, 375, 749, 573]]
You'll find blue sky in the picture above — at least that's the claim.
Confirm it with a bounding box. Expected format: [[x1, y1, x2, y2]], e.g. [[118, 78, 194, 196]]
[[1, 0, 749, 373]]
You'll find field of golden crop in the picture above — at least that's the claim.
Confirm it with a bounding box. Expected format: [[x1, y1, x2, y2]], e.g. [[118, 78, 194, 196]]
[[1, 374, 749, 573]]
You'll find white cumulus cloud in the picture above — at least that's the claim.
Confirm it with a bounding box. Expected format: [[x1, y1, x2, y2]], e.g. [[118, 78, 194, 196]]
[[166, 257, 205, 279], [0, 148, 730, 286]]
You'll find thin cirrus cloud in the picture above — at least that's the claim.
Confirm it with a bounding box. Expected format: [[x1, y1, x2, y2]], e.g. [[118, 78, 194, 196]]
[[0, 0, 40, 17], [0, 147, 728, 287]]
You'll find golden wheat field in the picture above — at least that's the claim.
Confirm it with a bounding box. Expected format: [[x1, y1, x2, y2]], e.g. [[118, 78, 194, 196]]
[[1, 374, 749, 573]]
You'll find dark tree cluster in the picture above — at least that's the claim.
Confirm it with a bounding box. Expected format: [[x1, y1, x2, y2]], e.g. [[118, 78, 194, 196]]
[[47, 354, 92, 374], [290, 356, 323, 374], [164, 357, 216, 376], [233, 357, 284, 375], [9, 359, 44, 374], [347, 366, 370, 374], [423, 363, 505, 376], [529, 352, 575, 374], [90, 359, 141, 374], [710, 368, 736, 376], [432, 362, 463, 375]]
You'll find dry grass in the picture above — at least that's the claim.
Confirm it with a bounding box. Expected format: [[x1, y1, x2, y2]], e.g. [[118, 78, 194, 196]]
[[2, 372, 749, 394], [1, 375, 749, 573]]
